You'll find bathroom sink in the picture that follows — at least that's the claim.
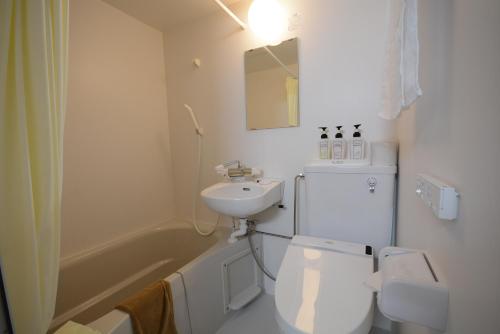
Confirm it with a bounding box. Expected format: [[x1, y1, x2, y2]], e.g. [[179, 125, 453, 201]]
[[201, 180, 284, 218]]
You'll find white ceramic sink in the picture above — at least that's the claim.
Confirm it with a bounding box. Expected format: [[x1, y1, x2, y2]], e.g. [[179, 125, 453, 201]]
[[201, 180, 284, 218]]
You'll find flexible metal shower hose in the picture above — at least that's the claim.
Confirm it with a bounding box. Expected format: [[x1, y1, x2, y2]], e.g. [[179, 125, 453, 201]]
[[247, 230, 276, 281]]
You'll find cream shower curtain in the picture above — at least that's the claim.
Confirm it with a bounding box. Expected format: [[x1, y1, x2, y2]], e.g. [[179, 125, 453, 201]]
[[0, 0, 69, 332], [286, 76, 298, 126]]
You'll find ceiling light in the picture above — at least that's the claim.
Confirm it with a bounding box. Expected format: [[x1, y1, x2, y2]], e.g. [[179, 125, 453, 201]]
[[248, 0, 287, 46]]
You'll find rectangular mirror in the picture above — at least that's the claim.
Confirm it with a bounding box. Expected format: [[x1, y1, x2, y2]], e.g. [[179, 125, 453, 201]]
[[244, 38, 299, 130]]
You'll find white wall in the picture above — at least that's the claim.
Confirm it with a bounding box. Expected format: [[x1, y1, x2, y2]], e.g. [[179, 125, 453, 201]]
[[62, 0, 175, 258], [164, 0, 396, 237], [396, 1, 500, 333]]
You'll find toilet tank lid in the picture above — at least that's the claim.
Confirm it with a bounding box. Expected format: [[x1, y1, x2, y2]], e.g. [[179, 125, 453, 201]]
[[304, 161, 396, 174]]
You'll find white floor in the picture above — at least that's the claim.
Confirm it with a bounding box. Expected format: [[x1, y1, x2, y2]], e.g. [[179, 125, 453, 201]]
[[216, 293, 281, 334], [216, 293, 391, 334]]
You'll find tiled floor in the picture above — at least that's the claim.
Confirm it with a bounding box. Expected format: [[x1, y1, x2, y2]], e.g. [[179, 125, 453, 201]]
[[216, 293, 392, 334]]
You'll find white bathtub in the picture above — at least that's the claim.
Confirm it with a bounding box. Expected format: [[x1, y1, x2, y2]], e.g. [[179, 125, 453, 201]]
[[51, 220, 262, 334]]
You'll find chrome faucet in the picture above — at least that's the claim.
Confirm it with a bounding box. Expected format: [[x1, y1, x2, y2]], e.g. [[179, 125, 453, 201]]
[[215, 160, 261, 180], [224, 161, 251, 178], [227, 166, 253, 178]]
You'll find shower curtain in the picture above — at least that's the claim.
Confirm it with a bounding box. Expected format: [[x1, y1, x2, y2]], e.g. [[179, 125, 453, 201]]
[[0, 0, 69, 332], [286, 76, 298, 126]]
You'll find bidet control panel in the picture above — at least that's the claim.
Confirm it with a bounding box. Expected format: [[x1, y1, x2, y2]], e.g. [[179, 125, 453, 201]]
[[416, 174, 459, 220]]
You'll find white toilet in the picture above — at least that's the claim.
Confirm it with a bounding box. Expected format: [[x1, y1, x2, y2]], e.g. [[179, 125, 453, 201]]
[[274, 162, 397, 334]]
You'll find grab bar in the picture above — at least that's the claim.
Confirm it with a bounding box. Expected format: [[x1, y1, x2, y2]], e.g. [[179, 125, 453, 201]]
[[294, 173, 304, 236], [249, 173, 304, 240]]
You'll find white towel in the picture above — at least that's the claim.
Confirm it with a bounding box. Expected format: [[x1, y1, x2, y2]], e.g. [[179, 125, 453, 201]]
[[379, 0, 422, 120]]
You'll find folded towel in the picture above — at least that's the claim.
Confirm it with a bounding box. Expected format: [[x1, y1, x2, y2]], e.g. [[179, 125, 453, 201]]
[[379, 0, 422, 120], [54, 321, 102, 334], [116, 280, 177, 334]]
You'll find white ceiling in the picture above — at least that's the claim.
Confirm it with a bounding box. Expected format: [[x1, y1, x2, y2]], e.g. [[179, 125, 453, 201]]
[[102, 0, 242, 32]]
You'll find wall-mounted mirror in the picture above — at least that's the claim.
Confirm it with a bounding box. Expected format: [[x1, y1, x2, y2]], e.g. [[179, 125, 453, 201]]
[[244, 38, 299, 130]]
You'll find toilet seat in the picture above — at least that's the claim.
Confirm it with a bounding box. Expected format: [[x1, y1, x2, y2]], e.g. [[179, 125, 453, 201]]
[[275, 236, 375, 334]]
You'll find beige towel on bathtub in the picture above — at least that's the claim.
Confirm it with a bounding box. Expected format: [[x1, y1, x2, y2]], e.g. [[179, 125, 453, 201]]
[[116, 280, 177, 334]]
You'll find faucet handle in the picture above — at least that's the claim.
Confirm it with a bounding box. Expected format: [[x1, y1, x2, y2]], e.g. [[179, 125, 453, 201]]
[[215, 160, 243, 178], [215, 164, 228, 177], [251, 168, 262, 178]]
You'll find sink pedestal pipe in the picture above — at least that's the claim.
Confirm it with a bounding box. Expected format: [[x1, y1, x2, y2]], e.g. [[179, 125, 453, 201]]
[[228, 218, 249, 243]]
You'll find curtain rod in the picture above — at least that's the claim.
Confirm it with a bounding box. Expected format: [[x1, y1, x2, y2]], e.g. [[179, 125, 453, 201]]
[[213, 0, 247, 29]]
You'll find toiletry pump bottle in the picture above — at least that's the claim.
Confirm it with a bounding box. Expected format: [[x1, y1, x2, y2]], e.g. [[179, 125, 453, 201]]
[[332, 126, 346, 160], [318, 127, 331, 159], [350, 124, 365, 160]]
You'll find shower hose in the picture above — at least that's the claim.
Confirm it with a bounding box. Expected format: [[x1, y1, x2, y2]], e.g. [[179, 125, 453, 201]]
[[192, 134, 220, 236]]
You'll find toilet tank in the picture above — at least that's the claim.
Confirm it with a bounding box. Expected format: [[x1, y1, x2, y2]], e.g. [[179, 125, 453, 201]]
[[302, 161, 396, 253]]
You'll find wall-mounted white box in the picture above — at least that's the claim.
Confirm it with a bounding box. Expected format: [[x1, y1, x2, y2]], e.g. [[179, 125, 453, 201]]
[[416, 174, 459, 220]]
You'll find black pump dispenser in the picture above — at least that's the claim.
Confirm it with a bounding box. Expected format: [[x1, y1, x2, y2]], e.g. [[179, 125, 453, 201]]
[[353, 124, 362, 137], [318, 127, 329, 139], [335, 126, 343, 138]]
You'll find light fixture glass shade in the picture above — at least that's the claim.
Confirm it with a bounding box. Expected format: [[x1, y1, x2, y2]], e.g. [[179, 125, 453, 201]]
[[248, 0, 287, 46]]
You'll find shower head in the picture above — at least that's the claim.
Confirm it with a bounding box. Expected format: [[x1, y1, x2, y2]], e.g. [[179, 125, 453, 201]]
[[184, 104, 204, 136]]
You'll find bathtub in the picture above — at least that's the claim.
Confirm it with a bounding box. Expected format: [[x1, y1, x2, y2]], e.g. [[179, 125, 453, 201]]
[[51, 220, 262, 334]]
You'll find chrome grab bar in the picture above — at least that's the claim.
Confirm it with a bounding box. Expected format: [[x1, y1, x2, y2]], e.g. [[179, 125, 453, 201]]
[[294, 173, 305, 236]]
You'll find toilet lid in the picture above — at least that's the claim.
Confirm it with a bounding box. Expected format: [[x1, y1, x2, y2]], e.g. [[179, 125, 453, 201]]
[[275, 236, 374, 334]]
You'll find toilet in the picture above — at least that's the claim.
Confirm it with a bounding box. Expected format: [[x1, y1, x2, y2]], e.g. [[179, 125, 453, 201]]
[[275, 162, 397, 334], [275, 236, 375, 334]]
